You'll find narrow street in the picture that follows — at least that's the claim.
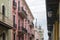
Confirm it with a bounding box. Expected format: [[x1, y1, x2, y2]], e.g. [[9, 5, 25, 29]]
[[0, 0, 59, 40]]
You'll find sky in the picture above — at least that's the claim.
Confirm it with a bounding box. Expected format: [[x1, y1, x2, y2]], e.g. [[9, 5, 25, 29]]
[[25, 0, 48, 40]]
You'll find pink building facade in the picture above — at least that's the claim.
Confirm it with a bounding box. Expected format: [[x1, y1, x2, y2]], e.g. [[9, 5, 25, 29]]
[[12, 0, 34, 40]]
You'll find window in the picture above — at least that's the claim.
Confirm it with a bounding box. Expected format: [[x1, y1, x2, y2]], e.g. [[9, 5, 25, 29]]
[[18, 17, 20, 30], [13, 15, 15, 27], [2, 33, 5, 40], [30, 37, 32, 40], [2, 5, 5, 21], [13, 33, 16, 40], [2, 5, 5, 16], [22, 35, 24, 40], [36, 39, 39, 40], [21, 7, 24, 11], [18, 16, 20, 26], [13, 0, 15, 1], [18, 1, 20, 11], [13, 0, 17, 9], [42, 38, 44, 40], [18, 36, 20, 40], [18, 19, 20, 26]]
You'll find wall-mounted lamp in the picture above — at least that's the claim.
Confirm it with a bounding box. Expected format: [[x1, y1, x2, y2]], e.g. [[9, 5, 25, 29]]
[[48, 11, 53, 17]]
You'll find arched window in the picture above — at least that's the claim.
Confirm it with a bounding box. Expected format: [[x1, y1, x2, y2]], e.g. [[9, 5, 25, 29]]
[[2, 5, 5, 16]]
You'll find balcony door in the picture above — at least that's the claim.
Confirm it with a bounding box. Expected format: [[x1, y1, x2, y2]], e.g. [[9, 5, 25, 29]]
[[2, 5, 5, 21], [18, 34, 24, 40], [30, 37, 32, 40], [0, 34, 2, 40], [0, 32, 6, 40], [2, 5, 5, 16]]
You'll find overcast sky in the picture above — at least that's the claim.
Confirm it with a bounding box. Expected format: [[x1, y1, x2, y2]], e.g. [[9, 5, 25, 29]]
[[25, 0, 48, 40]]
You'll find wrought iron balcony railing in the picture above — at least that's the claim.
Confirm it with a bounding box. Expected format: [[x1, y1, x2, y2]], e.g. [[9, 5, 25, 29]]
[[0, 13, 13, 28], [13, 24, 17, 31], [28, 20, 34, 27], [18, 25, 20, 30], [30, 29, 35, 37], [29, 22, 34, 28], [22, 27, 27, 33], [18, 26, 27, 34], [18, 7, 27, 19]]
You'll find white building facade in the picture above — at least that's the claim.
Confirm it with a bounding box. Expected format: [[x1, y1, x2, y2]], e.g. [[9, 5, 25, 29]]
[[34, 26, 44, 40]]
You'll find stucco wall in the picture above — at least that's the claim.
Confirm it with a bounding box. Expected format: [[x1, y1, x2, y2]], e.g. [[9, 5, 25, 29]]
[[0, 0, 13, 40], [0, 0, 12, 20]]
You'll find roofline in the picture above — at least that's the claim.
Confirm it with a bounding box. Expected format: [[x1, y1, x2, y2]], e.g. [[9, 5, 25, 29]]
[[23, 0, 34, 19]]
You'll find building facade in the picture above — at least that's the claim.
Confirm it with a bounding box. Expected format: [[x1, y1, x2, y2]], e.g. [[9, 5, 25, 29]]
[[59, 0, 60, 40], [34, 27, 40, 40], [34, 26, 44, 40], [46, 0, 59, 40], [12, 0, 34, 40], [0, 0, 13, 40], [38, 26, 44, 40]]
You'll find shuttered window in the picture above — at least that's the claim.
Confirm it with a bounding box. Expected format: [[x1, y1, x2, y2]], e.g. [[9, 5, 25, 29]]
[[13, 15, 15, 27], [2, 33, 5, 40], [13, 33, 16, 40], [2, 5, 5, 16], [18, 1, 20, 11]]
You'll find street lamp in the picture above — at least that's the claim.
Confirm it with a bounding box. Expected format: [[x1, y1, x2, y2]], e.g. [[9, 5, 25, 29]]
[[48, 11, 53, 17]]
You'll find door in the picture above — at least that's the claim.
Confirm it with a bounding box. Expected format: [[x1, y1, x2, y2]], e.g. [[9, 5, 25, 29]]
[[0, 33, 5, 40], [0, 35, 2, 40]]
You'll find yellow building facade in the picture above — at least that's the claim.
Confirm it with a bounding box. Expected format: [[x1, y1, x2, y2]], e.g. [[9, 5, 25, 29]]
[[53, 1, 59, 40], [59, 1, 60, 40], [53, 21, 59, 40]]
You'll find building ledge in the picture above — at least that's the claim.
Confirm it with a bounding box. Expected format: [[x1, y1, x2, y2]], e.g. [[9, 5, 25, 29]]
[[0, 21, 12, 29]]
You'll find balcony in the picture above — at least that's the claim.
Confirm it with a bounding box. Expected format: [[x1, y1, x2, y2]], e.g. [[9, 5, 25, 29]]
[[30, 29, 35, 38], [22, 27, 27, 33], [31, 30, 34, 37], [18, 26, 20, 30], [18, 26, 27, 35], [18, 7, 27, 19], [0, 13, 13, 29], [28, 20, 34, 27], [13, 1, 17, 10], [13, 24, 17, 31], [27, 28, 31, 35], [29, 22, 34, 28]]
